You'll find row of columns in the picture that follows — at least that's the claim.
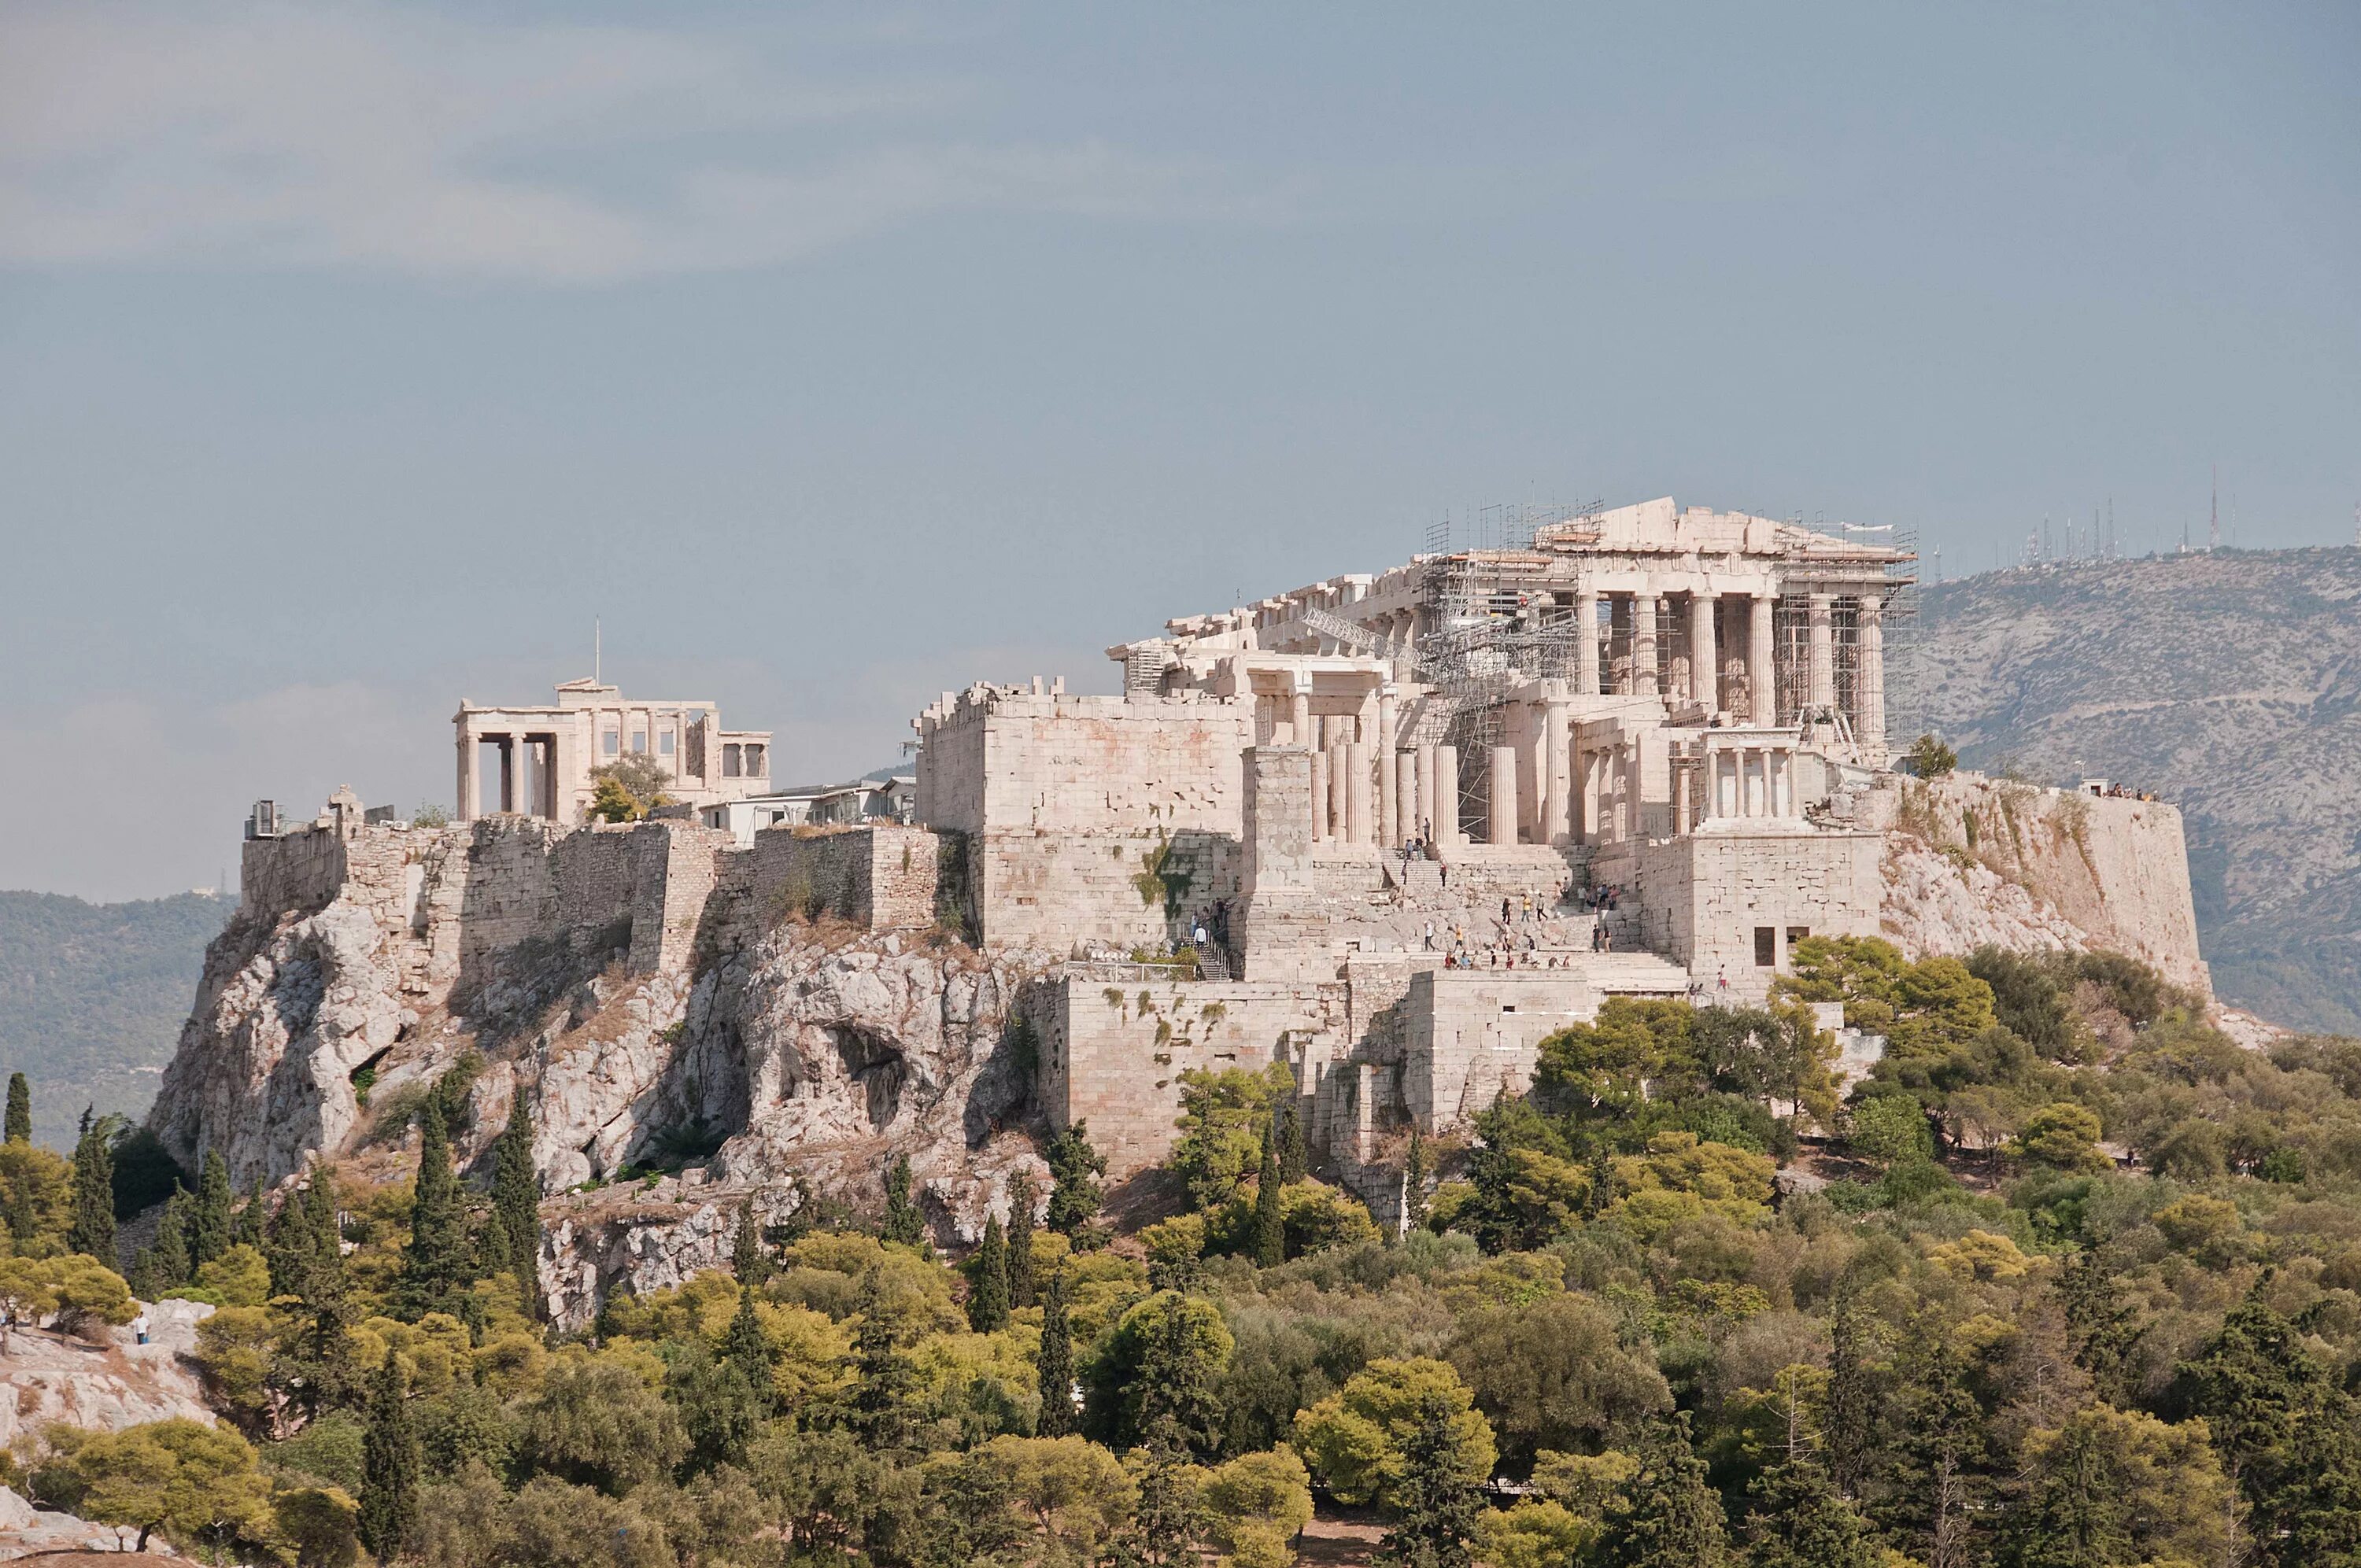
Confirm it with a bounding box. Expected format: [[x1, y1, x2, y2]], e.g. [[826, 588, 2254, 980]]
[[1572, 587, 1780, 721], [1308, 736, 1468, 847]]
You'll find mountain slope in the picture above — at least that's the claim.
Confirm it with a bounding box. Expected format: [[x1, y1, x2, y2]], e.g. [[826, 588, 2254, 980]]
[[1895, 546, 2361, 1032], [0, 890, 232, 1147]]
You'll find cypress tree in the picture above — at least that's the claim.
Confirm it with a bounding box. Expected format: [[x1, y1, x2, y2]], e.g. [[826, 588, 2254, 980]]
[[267, 1182, 316, 1298], [723, 1281, 776, 1416], [398, 1101, 470, 1319], [1276, 1092, 1308, 1186], [967, 1214, 1011, 1332], [1044, 1121, 1105, 1238], [1825, 1284, 1875, 1498], [232, 1171, 268, 1249], [1251, 1116, 1284, 1268], [881, 1154, 924, 1246], [1035, 1271, 1075, 1437], [4, 1074, 30, 1143], [490, 1087, 539, 1280], [67, 1123, 116, 1263], [731, 1197, 767, 1286], [849, 1271, 920, 1452], [358, 1351, 420, 1560], [1745, 1460, 1879, 1568], [1606, 1414, 1728, 1568], [1402, 1130, 1430, 1238], [303, 1174, 345, 1286], [1376, 1391, 1485, 1568], [1006, 1171, 1038, 1308], [149, 1184, 194, 1289], [190, 1149, 235, 1269]]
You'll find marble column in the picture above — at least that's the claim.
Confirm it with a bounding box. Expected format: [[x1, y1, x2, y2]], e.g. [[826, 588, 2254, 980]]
[[1415, 744, 1438, 842], [1487, 746, 1517, 846], [1542, 701, 1570, 843], [1376, 690, 1399, 845], [1634, 592, 1660, 697], [1808, 593, 1835, 710], [1291, 686, 1311, 748], [1749, 594, 1777, 725], [1576, 588, 1601, 695], [1309, 747, 1328, 843], [1858, 597, 1886, 762], [1435, 745, 1461, 844], [1328, 743, 1350, 841], [1691, 591, 1719, 713], [1672, 762, 1690, 836], [1395, 751, 1418, 847]]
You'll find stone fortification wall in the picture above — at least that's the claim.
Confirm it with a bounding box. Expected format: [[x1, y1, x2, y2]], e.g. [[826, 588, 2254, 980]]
[[918, 688, 1254, 836], [1402, 970, 1606, 1131], [1036, 971, 1335, 1174], [719, 823, 943, 940], [1629, 831, 1883, 993], [977, 828, 1241, 952], [1868, 773, 2209, 992]]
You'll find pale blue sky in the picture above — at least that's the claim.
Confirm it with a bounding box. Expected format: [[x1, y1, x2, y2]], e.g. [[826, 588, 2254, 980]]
[[3, 2, 2355, 898]]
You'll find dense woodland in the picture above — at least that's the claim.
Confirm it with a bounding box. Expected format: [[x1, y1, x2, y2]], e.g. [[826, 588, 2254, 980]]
[[5, 935, 2361, 1567]]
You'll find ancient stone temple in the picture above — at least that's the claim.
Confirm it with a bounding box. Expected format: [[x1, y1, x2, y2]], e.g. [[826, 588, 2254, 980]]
[[453, 678, 774, 825]]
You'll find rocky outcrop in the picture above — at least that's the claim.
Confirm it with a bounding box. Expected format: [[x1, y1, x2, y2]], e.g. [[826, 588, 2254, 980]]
[[0, 1301, 217, 1452]]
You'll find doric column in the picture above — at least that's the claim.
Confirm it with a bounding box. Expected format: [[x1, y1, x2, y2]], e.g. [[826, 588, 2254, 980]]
[[1415, 743, 1438, 841], [1328, 743, 1350, 840], [1395, 751, 1418, 847], [1672, 759, 1690, 836], [1858, 596, 1886, 763], [1435, 745, 1461, 844], [1808, 593, 1835, 710], [1568, 730, 1587, 843], [1489, 746, 1518, 847], [1347, 742, 1371, 843], [1542, 701, 1570, 842], [1633, 592, 1660, 697], [1290, 684, 1311, 748], [1376, 690, 1399, 844], [1576, 588, 1601, 695], [1624, 742, 1643, 840], [1691, 591, 1719, 712], [1749, 594, 1777, 725], [1308, 747, 1328, 843]]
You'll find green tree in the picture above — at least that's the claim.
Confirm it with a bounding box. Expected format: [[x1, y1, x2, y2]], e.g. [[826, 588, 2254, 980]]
[[2009, 1101, 2111, 1174], [1251, 1118, 1284, 1268], [1045, 1121, 1106, 1238], [1905, 733, 1957, 779], [2001, 1405, 2232, 1568], [1036, 1270, 1076, 1438], [1294, 1359, 1496, 1511], [147, 1183, 194, 1289], [71, 1417, 275, 1556], [730, 1196, 767, 1286], [275, 1484, 361, 1568], [722, 1281, 775, 1409], [68, 1120, 116, 1263], [1744, 1460, 1879, 1568], [1602, 1415, 1726, 1568], [522, 1356, 689, 1493], [1847, 1095, 1932, 1168], [233, 1171, 268, 1249], [848, 1268, 926, 1453], [882, 1154, 925, 1246], [1882, 1318, 1983, 1568], [5, 1072, 29, 1143], [190, 1149, 235, 1270], [398, 1100, 471, 1319], [1402, 1131, 1430, 1237], [1087, 1290, 1232, 1455], [1376, 1391, 1487, 1568], [359, 1352, 420, 1561], [2181, 1290, 2339, 1556], [967, 1213, 1011, 1332], [1276, 1092, 1309, 1186], [1446, 1292, 1672, 1466], [1006, 1171, 1039, 1309], [490, 1087, 541, 1286], [1170, 1064, 1292, 1208]]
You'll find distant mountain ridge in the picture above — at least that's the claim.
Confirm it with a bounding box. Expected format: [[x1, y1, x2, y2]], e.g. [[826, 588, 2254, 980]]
[[0, 890, 231, 1148], [1895, 545, 2361, 1033]]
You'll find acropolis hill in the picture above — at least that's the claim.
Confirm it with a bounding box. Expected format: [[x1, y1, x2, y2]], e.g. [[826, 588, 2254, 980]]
[[150, 499, 2210, 1323]]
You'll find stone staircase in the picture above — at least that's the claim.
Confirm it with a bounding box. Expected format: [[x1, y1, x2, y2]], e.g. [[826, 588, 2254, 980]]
[[1195, 944, 1233, 982], [1568, 950, 1693, 995]]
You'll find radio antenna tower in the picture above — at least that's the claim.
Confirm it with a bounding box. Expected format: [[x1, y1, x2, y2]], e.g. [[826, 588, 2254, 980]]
[[2210, 466, 2220, 551]]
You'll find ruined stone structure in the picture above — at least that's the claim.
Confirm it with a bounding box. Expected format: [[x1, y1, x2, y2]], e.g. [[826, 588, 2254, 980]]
[[157, 495, 2213, 1317], [454, 678, 774, 825]]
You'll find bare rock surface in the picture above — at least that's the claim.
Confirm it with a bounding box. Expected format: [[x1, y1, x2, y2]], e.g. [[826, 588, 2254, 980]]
[[0, 1301, 217, 1452]]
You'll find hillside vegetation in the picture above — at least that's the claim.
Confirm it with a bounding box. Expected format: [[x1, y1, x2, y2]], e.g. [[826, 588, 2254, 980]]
[[0, 890, 231, 1148], [12, 939, 2361, 1566], [1897, 546, 2361, 1032]]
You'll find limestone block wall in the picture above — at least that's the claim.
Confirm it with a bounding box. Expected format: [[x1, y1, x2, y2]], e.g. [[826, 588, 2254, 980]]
[[977, 829, 1241, 951], [1867, 775, 2208, 992], [919, 691, 1255, 838], [730, 823, 944, 935], [1036, 972, 1336, 1175], [1435, 844, 1580, 902], [1401, 970, 1605, 1132], [1635, 831, 1883, 992]]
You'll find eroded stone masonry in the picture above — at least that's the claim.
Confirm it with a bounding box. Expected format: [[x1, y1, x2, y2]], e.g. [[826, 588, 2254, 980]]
[[154, 499, 2209, 1319]]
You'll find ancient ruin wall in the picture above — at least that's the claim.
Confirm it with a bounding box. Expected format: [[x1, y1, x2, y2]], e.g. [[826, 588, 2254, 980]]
[[1631, 832, 1885, 987]]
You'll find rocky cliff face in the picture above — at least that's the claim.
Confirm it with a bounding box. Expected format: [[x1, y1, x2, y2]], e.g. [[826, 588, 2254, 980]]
[[148, 819, 1050, 1327], [1896, 547, 2361, 1031]]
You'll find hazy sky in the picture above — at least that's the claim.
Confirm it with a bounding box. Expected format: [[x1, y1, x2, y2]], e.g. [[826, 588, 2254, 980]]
[[3, 2, 2356, 901]]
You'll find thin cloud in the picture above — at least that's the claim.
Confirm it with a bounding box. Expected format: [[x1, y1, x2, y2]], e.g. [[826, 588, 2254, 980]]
[[0, 2, 1218, 281]]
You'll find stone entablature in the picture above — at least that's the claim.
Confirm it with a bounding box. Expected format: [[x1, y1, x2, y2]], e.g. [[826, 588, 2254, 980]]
[[455, 678, 774, 827]]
